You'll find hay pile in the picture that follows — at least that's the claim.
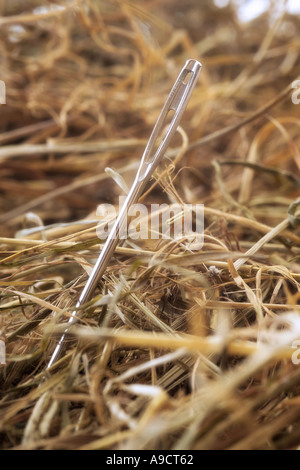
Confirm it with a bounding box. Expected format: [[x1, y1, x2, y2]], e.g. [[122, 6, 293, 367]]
[[1, 0, 300, 450]]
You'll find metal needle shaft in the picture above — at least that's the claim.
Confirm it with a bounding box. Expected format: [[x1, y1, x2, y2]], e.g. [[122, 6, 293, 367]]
[[47, 59, 202, 369]]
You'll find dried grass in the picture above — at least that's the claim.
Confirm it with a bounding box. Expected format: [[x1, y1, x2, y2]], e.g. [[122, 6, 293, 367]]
[[1, 0, 300, 450]]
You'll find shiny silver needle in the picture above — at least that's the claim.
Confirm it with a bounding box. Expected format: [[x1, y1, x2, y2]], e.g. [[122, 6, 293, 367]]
[[47, 59, 202, 369]]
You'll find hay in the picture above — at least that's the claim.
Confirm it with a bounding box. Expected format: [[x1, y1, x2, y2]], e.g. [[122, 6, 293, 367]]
[[1, 0, 300, 450]]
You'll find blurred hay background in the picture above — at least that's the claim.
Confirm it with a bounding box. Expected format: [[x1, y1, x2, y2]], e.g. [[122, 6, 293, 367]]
[[1, 0, 300, 450]]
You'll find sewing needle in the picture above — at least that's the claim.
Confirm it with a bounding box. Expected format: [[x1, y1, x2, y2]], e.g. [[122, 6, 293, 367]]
[[47, 59, 202, 369]]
